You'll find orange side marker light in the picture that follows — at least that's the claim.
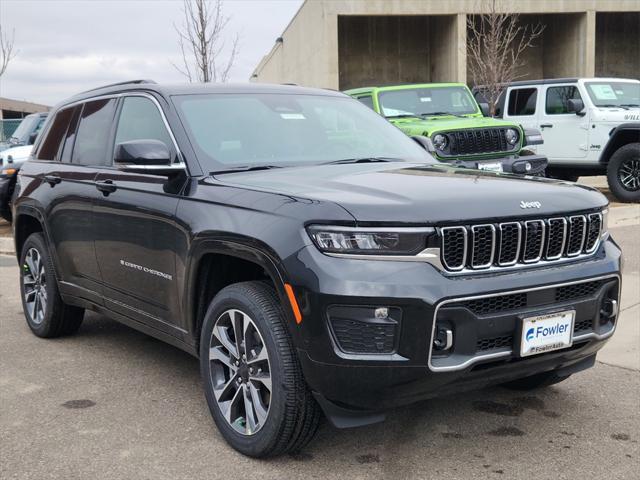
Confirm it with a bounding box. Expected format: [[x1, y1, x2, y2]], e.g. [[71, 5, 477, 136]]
[[284, 283, 302, 324]]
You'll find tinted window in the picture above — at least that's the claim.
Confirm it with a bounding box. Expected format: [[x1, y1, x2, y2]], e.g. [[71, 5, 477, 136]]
[[356, 96, 374, 110], [546, 86, 582, 115], [60, 106, 82, 163], [508, 88, 537, 116], [36, 108, 74, 160], [72, 99, 117, 165], [115, 96, 173, 149]]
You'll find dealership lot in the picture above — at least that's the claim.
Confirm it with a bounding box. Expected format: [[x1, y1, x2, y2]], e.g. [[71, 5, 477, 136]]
[[1, 199, 638, 479]]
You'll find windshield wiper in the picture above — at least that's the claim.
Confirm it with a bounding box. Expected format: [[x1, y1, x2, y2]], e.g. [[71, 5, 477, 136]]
[[323, 157, 399, 165], [210, 165, 283, 175], [385, 114, 420, 119], [420, 111, 464, 118], [620, 104, 640, 108]]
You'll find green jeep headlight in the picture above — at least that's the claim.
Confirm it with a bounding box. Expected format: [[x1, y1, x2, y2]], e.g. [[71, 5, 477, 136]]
[[433, 134, 448, 151], [505, 128, 519, 146]]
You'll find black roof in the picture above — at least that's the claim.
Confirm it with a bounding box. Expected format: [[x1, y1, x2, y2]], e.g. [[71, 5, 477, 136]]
[[60, 80, 346, 108]]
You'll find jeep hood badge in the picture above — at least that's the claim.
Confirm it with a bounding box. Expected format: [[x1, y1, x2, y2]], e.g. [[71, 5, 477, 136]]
[[520, 201, 542, 209]]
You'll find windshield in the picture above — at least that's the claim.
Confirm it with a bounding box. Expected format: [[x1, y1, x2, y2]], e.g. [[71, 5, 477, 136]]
[[173, 93, 434, 170], [585, 81, 640, 108], [378, 86, 479, 117], [10, 115, 40, 142]]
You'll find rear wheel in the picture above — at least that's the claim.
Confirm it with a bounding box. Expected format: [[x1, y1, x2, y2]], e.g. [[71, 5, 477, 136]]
[[607, 143, 640, 202], [200, 281, 321, 457], [19, 233, 84, 337], [501, 371, 571, 391]]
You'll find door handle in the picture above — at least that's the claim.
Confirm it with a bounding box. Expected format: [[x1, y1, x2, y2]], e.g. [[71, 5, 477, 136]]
[[540, 123, 553, 129], [95, 179, 117, 195], [43, 174, 61, 186]]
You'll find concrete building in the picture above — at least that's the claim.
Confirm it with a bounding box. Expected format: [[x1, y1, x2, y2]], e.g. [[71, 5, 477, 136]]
[[251, 0, 640, 90], [0, 97, 50, 120]]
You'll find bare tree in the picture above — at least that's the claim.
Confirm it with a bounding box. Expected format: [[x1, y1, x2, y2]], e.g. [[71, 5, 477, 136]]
[[0, 25, 17, 78], [172, 0, 239, 83], [467, 0, 544, 115]]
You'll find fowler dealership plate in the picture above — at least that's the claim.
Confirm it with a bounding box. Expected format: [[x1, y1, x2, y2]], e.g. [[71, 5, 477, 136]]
[[520, 310, 575, 357], [477, 161, 503, 172]]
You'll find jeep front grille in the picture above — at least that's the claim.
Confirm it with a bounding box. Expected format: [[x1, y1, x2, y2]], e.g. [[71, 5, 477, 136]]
[[439, 212, 603, 272], [446, 128, 514, 156]]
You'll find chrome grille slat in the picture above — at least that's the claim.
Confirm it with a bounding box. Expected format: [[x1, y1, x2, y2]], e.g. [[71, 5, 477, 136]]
[[567, 215, 587, 257], [584, 213, 602, 253], [470, 224, 496, 269], [545, 217, 567, 260], [523, 220, 545, 263], [439, 212, 603, 273], [497, 222, 521, 266]]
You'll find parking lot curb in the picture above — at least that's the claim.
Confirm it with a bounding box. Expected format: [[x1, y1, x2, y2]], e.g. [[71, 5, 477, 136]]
[[0, 237, 15, 256], [609, 204, 640, 228]]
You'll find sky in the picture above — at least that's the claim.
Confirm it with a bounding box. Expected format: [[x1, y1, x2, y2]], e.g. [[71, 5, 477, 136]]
[[0, 0, 303, 106]]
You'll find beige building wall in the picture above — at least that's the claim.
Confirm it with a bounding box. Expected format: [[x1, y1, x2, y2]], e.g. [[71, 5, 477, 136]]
[[251, 0, 640, 89]]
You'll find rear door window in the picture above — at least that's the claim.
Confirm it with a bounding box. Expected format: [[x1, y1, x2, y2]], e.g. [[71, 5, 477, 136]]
[[36, 108, 74, 161], [59, 106, 83, 163], [71, 98, 117, 166], [545, 86, 582, 115], [507, 88, 538, 116]]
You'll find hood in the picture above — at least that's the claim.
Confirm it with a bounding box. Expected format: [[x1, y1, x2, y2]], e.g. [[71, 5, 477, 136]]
[[217, 163, 607, 224], [590, 106, 640, 123], [0, 145, 33, 165], [388, 115, 517, 135]]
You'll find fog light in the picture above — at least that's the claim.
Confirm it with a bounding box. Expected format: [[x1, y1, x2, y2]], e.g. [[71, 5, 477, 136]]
[[374, 307, 389, 319], [525, 161, 532, 172]]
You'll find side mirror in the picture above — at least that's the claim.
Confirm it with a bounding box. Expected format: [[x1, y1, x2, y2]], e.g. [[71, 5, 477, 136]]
[[114, 139, 171, 166], [479, 102, 490, 117], [567, 99, 585, 116], [28, 132, 38, 144]]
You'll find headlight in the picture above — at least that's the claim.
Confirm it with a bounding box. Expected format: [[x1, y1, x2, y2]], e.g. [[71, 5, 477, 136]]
[[432, 134, 448, 151], [505, 128, 519, 145], [307, 226, 433, 255], [601, 208, 609, 238]]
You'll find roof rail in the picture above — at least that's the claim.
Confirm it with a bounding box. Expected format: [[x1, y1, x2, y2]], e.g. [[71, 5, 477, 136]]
[[80, 79, 157, 94]]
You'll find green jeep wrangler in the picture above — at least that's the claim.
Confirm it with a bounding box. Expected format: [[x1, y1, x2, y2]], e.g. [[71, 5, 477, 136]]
[[345, 83, 547, 175]]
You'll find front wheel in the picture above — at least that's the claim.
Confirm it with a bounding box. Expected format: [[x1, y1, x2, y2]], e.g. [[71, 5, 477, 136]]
[[200, 281, 321, 457], [607, 143, 640, 202]]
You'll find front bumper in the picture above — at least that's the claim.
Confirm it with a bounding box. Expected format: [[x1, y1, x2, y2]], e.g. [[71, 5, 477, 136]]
[[445, 153, 548, 175], [284, 237, 621, 416]]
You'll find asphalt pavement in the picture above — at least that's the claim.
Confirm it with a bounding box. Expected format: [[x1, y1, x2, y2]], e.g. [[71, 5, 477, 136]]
[[0, 201, 638, 479]]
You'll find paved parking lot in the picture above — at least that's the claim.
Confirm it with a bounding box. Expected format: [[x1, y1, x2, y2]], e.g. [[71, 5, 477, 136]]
[[0, 193, 638, 480]]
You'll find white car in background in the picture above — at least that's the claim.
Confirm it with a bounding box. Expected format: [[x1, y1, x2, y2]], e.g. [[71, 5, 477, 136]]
[[477, 78, 640, 202], [0, 145, 34, 222]]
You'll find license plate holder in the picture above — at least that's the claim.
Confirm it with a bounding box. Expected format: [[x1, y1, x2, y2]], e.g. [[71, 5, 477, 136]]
[[519, 310, 575, 357], [477, 161, 503, 172]]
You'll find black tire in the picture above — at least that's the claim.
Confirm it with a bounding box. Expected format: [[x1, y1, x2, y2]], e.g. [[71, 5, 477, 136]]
[[19, 232, 84, 338], [607, 143, 640, 203], [200, 281, 321, 457], [501, 371, 571, 391]]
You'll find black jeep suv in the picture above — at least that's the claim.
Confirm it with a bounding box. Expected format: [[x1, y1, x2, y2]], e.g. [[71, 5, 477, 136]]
[[12, 80, 622, 457]]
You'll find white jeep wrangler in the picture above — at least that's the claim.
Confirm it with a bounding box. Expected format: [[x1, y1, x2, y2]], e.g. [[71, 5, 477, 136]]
[[488, 78, 639, 202]]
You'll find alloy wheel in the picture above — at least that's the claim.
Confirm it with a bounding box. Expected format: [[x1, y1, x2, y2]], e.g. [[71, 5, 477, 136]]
[[619, 158, 640, 191], [209, 309, 272, 435], [22, 247, 47, 325]]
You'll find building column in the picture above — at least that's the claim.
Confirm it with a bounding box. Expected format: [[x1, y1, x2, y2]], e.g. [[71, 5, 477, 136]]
[[582, 10, 596, 77], [455, 13, 468, 83]]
